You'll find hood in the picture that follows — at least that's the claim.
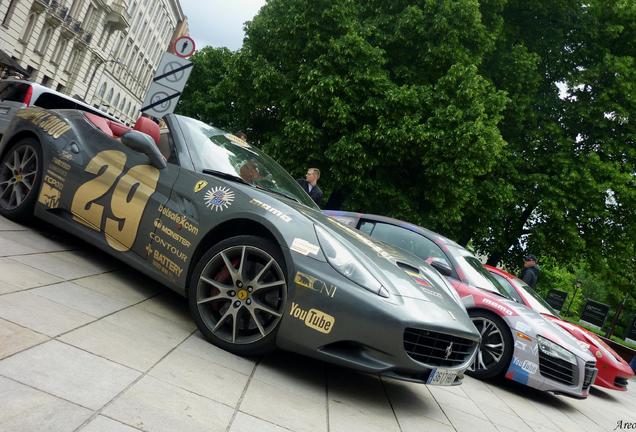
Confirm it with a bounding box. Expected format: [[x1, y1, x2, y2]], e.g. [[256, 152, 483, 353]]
[[288, 204, 467, 309]]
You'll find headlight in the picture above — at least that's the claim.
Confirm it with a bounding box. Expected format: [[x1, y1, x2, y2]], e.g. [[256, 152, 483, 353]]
[[537, 335, 577, 365], [314, 225, 387, 297], [575, 340, 591, 352]]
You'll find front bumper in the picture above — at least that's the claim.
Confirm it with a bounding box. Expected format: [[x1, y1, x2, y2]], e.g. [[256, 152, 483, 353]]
[[276, 255, 480, 384]]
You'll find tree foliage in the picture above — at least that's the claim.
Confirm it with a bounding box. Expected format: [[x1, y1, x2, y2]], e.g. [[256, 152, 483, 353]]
[[177, 0, 636, 316]]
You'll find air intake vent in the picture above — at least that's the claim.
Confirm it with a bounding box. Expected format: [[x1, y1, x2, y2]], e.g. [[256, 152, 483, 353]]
[[538, 351, 575, 385], [404, 328, 476, 367], [397, 262, 420, 274], [582, 361, 596, 391]]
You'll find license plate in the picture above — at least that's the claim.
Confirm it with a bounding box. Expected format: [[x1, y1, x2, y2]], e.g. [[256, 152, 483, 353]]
[[426, 368, 458, 386]]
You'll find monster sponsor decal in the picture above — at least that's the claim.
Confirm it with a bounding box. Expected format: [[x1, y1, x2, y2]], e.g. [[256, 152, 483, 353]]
[[204, 186, 235, 211], [153, 218, 192, 248], [16, 109, 72, 139], [294, 271, 337, 298], [249, 198, 291, 222], [290, 238, 320, 256], [289, 302, 335, 334], [193, 180, 207, 193]]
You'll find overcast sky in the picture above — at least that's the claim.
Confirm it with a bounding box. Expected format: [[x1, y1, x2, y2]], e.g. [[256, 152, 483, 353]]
[[180, 0, 267, 51]]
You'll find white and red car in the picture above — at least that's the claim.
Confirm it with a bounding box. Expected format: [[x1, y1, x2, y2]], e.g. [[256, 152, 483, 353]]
[[325, 211, 598, 398], [487, 265, 634, 391]]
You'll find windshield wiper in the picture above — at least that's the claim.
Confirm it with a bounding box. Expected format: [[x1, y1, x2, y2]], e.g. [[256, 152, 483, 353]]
[[202, 169, 250, 185], [253, 184, 300, 203]]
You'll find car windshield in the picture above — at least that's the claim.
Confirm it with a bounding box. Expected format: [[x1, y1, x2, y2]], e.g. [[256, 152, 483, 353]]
[[177, 115, 318, 209], [447, 245, 511, 298], [510, 277, 560, 317]]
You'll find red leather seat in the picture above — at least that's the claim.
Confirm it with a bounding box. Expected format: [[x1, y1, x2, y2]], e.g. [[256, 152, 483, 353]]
[[133, 116, 160, 146], [107, 120, 132, 138]]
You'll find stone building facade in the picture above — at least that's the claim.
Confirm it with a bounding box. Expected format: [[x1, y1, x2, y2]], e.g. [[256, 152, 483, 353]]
[[0, 0, 187, 123]]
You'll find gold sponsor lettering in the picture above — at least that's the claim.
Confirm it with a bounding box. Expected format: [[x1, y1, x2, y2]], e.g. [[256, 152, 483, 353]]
[[153, 218, 192, 248], [17, 110, 71, 138], [46, 169, 65, 182], [38, 184, 61, 208], [52, 157, 71, 171], [294, 272, 336, 298], [149, 232, 187, 262], [44, 174, 64, 189], [157, 204, 199, 235], [152, 249, 183, 277], [289, 302, 335, 334]]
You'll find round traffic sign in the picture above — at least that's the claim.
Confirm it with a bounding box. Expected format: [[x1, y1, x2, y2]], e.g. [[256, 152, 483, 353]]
[[149, 91, 172, 113], [173, 35, 196, 58]]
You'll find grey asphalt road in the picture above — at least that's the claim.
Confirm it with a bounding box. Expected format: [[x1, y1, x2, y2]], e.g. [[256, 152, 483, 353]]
[[0, 215, 634, 432]]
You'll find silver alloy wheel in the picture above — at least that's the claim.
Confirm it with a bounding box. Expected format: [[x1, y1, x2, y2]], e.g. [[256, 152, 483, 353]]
[[196, 245, 287, 345], [0, 143, 39, 210], [469, 316, 505, 372]]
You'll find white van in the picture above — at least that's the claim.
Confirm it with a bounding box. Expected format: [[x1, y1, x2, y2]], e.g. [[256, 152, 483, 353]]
[[0, 79, 116, 138]]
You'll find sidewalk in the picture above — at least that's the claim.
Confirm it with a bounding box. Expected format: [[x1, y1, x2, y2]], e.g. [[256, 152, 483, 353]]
[[0, 216, 634, 432]]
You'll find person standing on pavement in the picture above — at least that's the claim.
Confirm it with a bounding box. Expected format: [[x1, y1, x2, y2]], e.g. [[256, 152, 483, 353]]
[[520, 254, 540, 289], [297, 168, 323, 207]]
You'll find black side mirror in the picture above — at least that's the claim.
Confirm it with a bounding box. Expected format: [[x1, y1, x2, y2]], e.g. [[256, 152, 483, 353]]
[[430, 258, 453, 277], [121, 130, 166, 169]]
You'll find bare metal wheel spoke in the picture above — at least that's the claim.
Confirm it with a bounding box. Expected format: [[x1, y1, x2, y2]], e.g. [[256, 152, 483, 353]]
[[197, 243, 287, 345], [253, 279, 286, 292], [220, 251, 238, 285], [21, 149, 35, 169], [246, 306, 266, 337], [470, 317, 505, 372], [12, 151, 20, 172], [250, 258, 273, 285], [0, 143, 38, 211]]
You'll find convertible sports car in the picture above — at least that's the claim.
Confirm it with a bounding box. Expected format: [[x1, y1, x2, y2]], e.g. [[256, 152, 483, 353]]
[[324, 211, 599, 398], [486, 265, 634, 391], [0, 107, 481, 385]]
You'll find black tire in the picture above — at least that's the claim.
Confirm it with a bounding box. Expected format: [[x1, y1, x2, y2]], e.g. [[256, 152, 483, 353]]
[[188, 235, 287, 356], [466, 309, 513, 379], [0, 138, 43, 221]]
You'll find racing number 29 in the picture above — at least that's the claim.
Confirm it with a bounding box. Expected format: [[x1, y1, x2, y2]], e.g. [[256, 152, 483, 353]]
[[71, 150, 160, 252]]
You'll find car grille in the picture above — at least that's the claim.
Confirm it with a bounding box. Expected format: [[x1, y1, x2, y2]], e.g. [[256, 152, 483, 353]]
[[538, 350, 575, 385], [615, 376, 629, 389], [582, 361, 596, 390], [404, 328, 476, 367]]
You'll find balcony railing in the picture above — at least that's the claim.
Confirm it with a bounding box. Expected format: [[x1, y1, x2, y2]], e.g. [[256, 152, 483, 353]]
[[105, 0, 130, 31]]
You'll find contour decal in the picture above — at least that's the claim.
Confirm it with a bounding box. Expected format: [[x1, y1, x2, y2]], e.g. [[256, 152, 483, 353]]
[[249, 198, 291, 222], [290, 238, 320, 256], [295, 271, 337, 298], [289, 302, 335, 334], [204, 186, 235, 211], [194, 180, 208, 193]]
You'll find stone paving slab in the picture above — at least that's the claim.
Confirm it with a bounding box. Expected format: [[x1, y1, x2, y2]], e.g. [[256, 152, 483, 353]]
[[1, 216, 635, 432]]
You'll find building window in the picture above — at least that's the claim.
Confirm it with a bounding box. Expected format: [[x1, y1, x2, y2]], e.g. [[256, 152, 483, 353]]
[[98, 82, 107, 97], [56, 84, 65, 93], [113, 92, 120, 108], [126, 100, 131, 114], [69, 0, 84, 18], [52, 38, 68, 65], [65, 48, 78, 72], [106, 87, 113, 102], [21, 12, 38, 43], [84, 4, 96, 28], [41, 75, 51, 87], [35, 26, 54, 55], [2, 0, 18, 27]]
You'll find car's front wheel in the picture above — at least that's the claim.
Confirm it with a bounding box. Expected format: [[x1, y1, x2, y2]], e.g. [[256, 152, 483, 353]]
[[188, 235, 287, 356], [0, 138, 43, 220], [467, 310, 513, 379]]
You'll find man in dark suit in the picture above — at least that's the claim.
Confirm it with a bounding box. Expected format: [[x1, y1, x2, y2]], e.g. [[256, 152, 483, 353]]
[[519, 254, 540, 289], [297, 168, 323, 207]]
